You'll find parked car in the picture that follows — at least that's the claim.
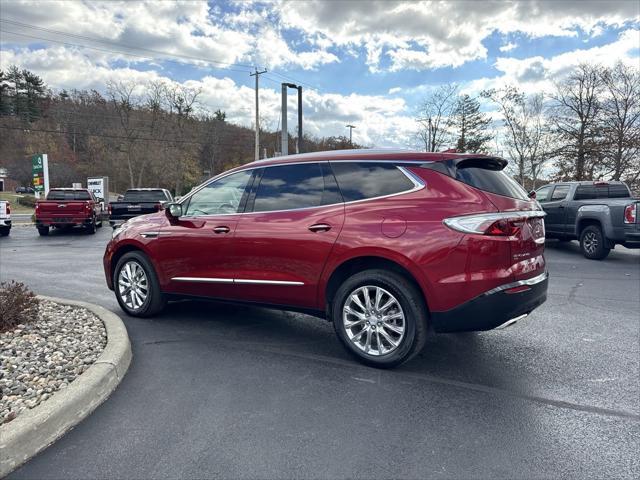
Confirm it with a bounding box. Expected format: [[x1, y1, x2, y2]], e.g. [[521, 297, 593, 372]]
[[15, 186, 35, 194], [535, 181, 639, 259], [0, 200, 10, 236], [35, 188, 103, 236], [108, 188, 173, 226], [104, 149, 548, 368]]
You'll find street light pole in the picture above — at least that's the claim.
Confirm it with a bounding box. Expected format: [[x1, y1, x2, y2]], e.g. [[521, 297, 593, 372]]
[[281, 83, 303, 156], [346, 124, 356, 145]]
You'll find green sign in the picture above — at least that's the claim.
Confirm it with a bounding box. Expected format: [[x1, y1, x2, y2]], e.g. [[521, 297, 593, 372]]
[[32, 154, 44, 192]]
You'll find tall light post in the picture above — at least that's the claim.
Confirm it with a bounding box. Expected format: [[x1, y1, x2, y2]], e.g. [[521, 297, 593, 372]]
[[346, 124, 356, 146], [281, 83, 303, 156], [250, 68, 267, 160]]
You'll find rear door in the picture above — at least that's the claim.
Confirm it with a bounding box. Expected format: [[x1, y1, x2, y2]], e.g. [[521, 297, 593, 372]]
[[231, 162, 345, 309]]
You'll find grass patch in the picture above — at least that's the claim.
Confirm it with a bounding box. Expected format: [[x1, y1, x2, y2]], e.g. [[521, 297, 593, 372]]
[[0, 192, 35, 214]]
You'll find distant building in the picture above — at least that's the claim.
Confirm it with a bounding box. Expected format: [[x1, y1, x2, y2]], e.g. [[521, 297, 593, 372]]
[[0, 167, 18, 192]]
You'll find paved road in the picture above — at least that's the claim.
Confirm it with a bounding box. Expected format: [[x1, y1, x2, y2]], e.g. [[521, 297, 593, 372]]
[[1, 225, 638, 479]]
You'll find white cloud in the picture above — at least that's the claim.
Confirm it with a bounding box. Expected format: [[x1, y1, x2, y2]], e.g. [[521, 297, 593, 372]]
[[499, 42, 518, 52]]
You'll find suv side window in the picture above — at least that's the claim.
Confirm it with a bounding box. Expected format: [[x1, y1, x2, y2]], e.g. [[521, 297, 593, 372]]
[[252, 163, 342, 213], [535, 185, 552, 203], [184, 169, 252, 216], [550, 185, 570, 201], [330, 162, 415, 202]]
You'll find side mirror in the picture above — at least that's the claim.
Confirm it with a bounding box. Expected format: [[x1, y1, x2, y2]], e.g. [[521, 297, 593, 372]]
[[528, 190, 536, 199], [166, 203, 183, 218]]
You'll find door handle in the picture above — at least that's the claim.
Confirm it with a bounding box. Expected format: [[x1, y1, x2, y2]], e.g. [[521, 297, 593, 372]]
[[558, 205, 565, 209], [308, 223, 331, 233], [213, 226, 230, 234]]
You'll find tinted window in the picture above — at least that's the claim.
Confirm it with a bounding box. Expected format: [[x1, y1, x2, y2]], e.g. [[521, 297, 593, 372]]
[[551, 185, 570, 201], [535, 185, 552, 203], [123, 190, 169, 202], [330, 162, 415, 202], [455, 159, 529, 200], [185, 170, 252, 216], [253, 163, 341, 212], [574, 184, 631, 200], [47, 190, 91, 201]]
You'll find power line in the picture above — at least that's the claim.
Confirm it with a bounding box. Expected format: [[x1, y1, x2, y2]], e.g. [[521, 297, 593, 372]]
[[0, 28, 253, 75], [0, 18, 257, 70], [0, 18, 319, 94], [0, 124, 255, 148]]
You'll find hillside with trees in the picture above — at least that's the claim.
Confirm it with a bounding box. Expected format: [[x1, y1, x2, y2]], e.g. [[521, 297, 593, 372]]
[[0, 68, 362, 195]]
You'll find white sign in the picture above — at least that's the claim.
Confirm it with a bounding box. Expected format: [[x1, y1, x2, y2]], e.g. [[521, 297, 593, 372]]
[[87, 176, 108, 208], [72, 182, 82, 189]]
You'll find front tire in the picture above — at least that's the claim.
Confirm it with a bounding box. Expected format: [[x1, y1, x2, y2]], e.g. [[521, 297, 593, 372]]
[[332, 269, 428, 368], [114, 251, 166, 317], [580, 225, 610, 260]]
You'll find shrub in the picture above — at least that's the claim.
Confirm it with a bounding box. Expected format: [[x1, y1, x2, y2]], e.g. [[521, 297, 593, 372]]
[[18, 195, 36, 208], [0, 281, 39, 332]]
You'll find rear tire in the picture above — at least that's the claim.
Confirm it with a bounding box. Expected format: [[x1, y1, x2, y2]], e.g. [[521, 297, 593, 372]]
[[114, 251, 166, 317], [37, 226, 49, 236], [0, 227, 9, 237], [86, 218, 97, 234], [580, 225, 610, 260], [332, 269, 428, 368]]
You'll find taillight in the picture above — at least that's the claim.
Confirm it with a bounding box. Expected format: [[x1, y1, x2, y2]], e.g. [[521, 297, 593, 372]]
[[6, 202, 10, 214], [108, 204, 112, 215], [443, 211, 546, 237], [624, 204, 637, 224]]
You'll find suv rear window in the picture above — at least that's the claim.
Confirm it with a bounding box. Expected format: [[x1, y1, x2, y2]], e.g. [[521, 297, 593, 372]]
[[47, 190, 91, 201], [123, 190, 170, 202], [454, 158, 529, 200], [574, 184, 631, 200], [330, 162, 415, 202]]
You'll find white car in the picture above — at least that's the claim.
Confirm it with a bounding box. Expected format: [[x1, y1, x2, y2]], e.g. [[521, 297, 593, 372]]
[[0, 200, 11, 236]]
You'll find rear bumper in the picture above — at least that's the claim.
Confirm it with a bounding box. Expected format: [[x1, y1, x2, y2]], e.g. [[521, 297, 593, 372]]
[[622, 231, 640, 248], [431, 271, 548, 333], [36, 217, 93, 227], [0, 219, 10, 228]]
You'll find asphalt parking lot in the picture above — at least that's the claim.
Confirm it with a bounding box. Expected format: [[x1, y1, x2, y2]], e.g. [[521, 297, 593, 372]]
[[1, 225, 638, 479]]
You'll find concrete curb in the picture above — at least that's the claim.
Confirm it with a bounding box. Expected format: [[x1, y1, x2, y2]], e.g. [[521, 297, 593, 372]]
[[0, 296, 132, 477]]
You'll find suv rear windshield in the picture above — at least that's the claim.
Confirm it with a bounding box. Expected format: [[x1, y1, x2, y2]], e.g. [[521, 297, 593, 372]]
[[454, 158, 529, 200], [574, 184, 631, 200], [47, 190, 91, 201], [123, 190, 169, 202]]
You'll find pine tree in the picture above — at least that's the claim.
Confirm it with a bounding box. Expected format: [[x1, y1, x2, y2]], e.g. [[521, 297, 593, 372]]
[[22, 69, 46, 122], [0, 70, 11, 115], [451, 94, 492, 153]]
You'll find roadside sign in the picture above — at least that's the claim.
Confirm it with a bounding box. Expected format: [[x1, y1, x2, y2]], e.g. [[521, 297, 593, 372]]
[[72, 182, 82, 189], [31, 154, 49, 198], [87, 176, 108, 209]]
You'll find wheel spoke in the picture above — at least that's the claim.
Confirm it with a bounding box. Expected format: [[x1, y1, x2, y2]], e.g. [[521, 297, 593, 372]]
[[379, 328, 397, 347], [351, 328, 367, 343], [378, 298, 395, 313], [344, 306, 366, 320], [364, 328, 372, 353], [363, 287, 372, 311], [382, 312, 403, 322], [376, 330, 385, 354], [350, 293, 366, 312], [383, 322, 403, 335], [374, 287, 383, 310]]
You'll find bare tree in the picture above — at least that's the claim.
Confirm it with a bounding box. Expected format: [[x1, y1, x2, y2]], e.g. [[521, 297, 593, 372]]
[[550, 63, 604, 181], [107, 80, 140, 188], [600, 62, 640, 184], [482, 87, 552, 188], [416, 84, 458, 152]]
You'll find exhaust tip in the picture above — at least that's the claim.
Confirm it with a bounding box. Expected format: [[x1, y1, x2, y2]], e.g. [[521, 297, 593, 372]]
[[496, 314, 527, 330]]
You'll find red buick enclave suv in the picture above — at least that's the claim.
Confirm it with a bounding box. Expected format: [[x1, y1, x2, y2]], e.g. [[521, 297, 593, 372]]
[[104, 149, 548, 367]]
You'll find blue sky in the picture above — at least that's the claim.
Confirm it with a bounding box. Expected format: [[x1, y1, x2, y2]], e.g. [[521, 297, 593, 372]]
[[1, 0, 639, 147]]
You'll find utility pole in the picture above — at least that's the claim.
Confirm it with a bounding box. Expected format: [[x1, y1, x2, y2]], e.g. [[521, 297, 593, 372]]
[[346, 124, 356, 145], [250, 68, 267, 161]]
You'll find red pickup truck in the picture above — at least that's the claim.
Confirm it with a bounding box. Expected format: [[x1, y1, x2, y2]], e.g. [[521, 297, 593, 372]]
[[35, 188, 103, 236]]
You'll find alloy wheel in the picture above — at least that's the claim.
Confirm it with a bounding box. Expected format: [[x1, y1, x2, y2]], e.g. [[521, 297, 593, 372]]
[[342, 285, 405, 356], [583, 231, 598, 255], [118, 261, 149, 310]]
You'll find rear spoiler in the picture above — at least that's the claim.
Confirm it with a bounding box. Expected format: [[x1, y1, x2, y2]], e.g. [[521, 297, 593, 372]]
[[418, 156, 508, 178]]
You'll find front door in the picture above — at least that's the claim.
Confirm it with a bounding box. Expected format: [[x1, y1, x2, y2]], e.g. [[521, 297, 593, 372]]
[[157, 169, 254, 298], [231, 162, 345, 309], [543, 184, 570, 235]]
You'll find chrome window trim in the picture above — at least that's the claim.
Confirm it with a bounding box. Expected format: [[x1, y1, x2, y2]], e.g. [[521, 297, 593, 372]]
[[482, 271, 549, 297], [171, 277, 304, 286], [177, 161, 425, 219]]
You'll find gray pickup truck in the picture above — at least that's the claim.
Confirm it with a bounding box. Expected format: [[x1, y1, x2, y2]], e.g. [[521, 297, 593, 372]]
[[535, 181, 639, 259]]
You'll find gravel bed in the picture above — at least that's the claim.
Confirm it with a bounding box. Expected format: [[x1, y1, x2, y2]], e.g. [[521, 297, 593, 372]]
[[0, 300, 107, 425]]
